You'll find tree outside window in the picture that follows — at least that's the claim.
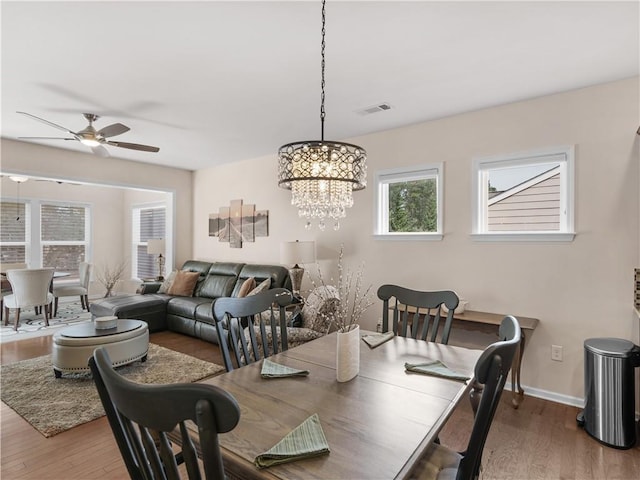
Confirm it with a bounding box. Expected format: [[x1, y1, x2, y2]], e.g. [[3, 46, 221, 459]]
[[375, 164, 443, 240]]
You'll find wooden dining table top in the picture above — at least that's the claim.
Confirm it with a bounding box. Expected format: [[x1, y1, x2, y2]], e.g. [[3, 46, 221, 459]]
[[194, 332, 482, 480]]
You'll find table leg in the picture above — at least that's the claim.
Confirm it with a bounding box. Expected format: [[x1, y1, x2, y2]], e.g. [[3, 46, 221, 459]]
[[511, 331, 527, 408]]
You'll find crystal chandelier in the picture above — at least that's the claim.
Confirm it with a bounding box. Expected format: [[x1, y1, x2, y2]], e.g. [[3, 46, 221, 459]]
[[278, 0, 367, 231]]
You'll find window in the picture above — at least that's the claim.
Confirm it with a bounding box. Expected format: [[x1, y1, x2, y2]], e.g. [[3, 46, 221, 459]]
[[375, 163, 443, 240], [133, 204, 166, 279], [0, 201, 30, 263], [472, 146, 575, 241], [41, 203, 90, 273]]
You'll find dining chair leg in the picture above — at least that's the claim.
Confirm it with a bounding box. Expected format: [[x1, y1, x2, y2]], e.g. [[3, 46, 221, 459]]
[[14, 308, 21, 331], [80, 295, 86, 310], [4, 306, 9, 326], [54, 297, 59, 317], [84, 295, 89, 310], [0, 300, 3, 325], [44, 304, 50, 326]]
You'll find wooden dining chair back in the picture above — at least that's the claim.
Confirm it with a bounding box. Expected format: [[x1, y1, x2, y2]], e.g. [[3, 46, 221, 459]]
[[53, 261, 92, 316], [377, 284, 459, 344], [212, 287, 293, 372], [4, 268, 54, 330], [410, 315, 521, 480], [90, 347, 240, 480]]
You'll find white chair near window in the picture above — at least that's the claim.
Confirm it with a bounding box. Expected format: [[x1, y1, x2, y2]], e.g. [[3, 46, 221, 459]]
[[3, 268, 55, 331], [53, 262, 92, 317], [0, 263, 28, 325]]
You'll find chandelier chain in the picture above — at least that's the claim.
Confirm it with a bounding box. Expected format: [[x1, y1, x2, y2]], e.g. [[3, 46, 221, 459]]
[[320, 0, 326, 141]]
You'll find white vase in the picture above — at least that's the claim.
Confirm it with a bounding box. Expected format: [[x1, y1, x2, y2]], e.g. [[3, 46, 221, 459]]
[[336, 324, 360, 382]]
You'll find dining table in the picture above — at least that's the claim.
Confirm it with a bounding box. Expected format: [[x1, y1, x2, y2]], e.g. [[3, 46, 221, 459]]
[[188, 331, 483, 480]]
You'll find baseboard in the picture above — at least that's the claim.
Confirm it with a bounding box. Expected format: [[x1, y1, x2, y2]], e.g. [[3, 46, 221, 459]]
[[505, 383, 640, 419], [504, 383, 584, 408]]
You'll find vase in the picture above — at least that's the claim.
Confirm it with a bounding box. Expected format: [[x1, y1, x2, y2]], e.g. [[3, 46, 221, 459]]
[[336, 324, 360, 382]]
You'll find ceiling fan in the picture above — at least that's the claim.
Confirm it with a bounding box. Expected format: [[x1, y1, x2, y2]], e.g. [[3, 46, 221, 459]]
[[17, 111, 160, 157]]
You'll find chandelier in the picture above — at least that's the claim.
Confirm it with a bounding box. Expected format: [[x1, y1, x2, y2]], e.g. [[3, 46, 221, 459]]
[[277, 0, 367, 231]]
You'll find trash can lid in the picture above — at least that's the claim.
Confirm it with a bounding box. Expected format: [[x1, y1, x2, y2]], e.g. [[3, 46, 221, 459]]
[[584, 338, 637, 357]]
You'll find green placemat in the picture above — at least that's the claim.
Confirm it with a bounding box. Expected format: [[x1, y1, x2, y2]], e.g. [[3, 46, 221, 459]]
[[361, 331, 394, 349], [255, 413, 330, 468], [404, 359, 470, 381], [261, 359, 309, 378]]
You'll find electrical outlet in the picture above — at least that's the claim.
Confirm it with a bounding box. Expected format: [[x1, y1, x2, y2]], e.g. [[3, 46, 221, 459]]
[[551, 345, 563, 362]]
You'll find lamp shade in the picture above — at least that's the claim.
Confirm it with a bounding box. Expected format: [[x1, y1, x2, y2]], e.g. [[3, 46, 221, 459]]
[[280, 241, 316, 266], [147, 239, 165, 255]]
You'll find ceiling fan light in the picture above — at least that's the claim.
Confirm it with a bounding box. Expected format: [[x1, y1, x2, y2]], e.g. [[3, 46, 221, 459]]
[[79, 138, 101, 147], [8, 175, 29, 183]]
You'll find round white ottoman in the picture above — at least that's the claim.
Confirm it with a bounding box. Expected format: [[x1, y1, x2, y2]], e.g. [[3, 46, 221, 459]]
[[52, 319, 149, 378]]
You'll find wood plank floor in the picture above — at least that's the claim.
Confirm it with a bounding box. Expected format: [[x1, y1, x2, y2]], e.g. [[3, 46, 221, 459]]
[[2, 332, 639, 479]]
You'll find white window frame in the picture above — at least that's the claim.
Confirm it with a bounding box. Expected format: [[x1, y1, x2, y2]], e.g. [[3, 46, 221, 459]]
[[374, 163, 443, 241], [40, 201, 91, 270], [471, 145, 575, 242], [132, 202, 168, 281], [0, 200, 32, 265]]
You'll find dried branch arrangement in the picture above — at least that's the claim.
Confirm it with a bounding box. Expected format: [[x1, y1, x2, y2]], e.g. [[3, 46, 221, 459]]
[[95, 260, 128, 297], [308, 244, 374, 333]]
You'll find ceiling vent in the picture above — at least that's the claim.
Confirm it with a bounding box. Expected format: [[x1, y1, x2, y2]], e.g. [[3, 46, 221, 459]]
[[357, 103, 392, 116]]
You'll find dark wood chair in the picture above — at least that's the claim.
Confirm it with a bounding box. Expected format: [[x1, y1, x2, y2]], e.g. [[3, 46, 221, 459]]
[[212, 287, 293, 372], [89, 347, 240, 480], [410, 315, 522, 480], [377, 284, 459, 344]]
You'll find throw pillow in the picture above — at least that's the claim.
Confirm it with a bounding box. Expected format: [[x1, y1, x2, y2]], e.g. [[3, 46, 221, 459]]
[[236, 277, 256, 297], [167, 270, 200, 297], [157, 270, 177, 294], [303, 285, 340, 333], [247, 278, 271, 296]]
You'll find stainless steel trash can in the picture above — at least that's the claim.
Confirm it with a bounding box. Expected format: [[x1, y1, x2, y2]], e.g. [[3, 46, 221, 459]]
[[581, 338, 640, 449]]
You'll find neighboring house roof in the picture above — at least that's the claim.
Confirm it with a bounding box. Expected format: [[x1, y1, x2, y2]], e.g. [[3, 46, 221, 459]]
[[487, 166, 561, 232], [488, 166, 560, 206]]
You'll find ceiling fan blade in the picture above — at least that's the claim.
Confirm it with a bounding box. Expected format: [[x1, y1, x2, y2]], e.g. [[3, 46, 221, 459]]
[[91, 145, 110, 157], [18, 136, 76, 140], [106, 140, 159, 153], [17, 111, 76, 135], [97, 123, 130, 138]]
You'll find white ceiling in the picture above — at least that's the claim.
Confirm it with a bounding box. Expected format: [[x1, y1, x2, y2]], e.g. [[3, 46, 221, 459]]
[[2, 1, 638, 172]]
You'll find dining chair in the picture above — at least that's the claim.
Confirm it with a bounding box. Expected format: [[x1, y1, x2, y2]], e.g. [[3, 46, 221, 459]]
[[3, 268, 54, 330], [0, 262, 27, 324], [53, 261, 92, 316], [410, 315, 521, 480], [377, 284, 459, 344], [89, 347, 241, 480], [212, 287, 293, 372]]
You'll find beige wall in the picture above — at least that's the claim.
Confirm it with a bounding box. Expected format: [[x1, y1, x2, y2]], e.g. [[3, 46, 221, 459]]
[[0, 139, 193, 272], [193, 77, 640, 403]]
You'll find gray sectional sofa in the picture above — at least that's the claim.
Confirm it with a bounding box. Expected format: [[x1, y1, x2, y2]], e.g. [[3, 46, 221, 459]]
[[90, 260, 291, 345]]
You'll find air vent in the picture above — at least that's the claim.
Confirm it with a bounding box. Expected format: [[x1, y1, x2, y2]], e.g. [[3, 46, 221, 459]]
[[357, 103, 392, 116]]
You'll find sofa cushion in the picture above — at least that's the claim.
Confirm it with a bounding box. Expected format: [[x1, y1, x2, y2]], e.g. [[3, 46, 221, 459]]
[[168, 270, 200, 296], [231, 264, 290, 297], [180, 260, 214, 292], [158, 270, 177, 294], [197, 262, 244, 298], [247, 278, 271, 296], [236, 277, 256, 297], [166, 296, 211, 319]]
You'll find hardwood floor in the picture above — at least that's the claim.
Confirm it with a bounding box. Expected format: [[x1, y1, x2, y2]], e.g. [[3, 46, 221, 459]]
[[2, 332, 639, 479]]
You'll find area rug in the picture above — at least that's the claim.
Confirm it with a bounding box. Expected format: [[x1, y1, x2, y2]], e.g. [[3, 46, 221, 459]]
[[0, 343, 225, 437], [0, 301, 92, 342]]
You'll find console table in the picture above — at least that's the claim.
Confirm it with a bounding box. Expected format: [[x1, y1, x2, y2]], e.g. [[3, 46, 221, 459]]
[[391, 305, 538, 408], [450, 310, 538, 408]]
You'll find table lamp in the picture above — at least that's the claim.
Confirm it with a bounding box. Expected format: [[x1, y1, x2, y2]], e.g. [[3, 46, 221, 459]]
[[280, 240, 315, 299], [147, 239, 165, 281]]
